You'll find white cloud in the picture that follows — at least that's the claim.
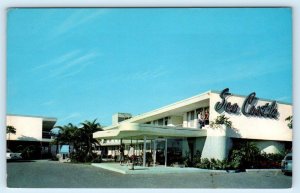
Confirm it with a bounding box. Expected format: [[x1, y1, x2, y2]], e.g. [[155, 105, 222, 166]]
[[59, 112, 81, 122], [34, 50, 99, 80], [50, 10, 107, 38], [32, 50, 80, 71], [117, 66, 169, 81], [41, 100, 56, 106], [48, 51, 98, 78]]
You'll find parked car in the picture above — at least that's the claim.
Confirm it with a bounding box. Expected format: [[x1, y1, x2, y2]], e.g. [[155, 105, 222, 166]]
[[281, 153, 292, 174], [6, 149, 22, 160]]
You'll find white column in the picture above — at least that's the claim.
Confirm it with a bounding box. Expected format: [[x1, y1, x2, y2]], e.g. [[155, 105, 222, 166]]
[[153, 139, 157, 167], [143, 136, 147, 167], [164, 138, 168, 167]]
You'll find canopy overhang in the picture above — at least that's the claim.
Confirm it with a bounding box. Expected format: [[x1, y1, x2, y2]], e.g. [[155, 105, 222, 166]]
[[93, 123, 207, 140]]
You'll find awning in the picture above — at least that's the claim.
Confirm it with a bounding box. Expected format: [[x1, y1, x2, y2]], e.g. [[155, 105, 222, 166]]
[[93, 123, 207, 140]]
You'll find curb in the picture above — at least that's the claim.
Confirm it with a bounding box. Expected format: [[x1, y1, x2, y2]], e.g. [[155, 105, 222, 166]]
[[245, 169, 281, 172]]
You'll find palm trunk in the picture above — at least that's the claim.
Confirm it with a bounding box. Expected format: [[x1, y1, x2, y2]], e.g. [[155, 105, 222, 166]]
[[56, 140, 59, 154]]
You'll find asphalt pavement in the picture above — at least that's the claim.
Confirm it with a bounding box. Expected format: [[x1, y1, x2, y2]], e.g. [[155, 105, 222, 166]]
[[6, 160, 292, 188]]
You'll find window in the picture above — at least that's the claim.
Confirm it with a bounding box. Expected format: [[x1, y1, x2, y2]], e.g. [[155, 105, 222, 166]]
[[164, 117, 169, 126], [158, 118, 164, 125], [196, 108, 203, 116], [42, 131, 51, 139], [190, 111, 195, 120]]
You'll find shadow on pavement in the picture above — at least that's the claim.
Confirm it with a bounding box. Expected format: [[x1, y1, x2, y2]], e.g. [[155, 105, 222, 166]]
[[7, 160, 36, 163]]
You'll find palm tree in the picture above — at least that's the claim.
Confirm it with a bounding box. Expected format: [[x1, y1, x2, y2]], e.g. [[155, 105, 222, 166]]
[[6, 125, 16, 140], [6, 125, 16, 149], [80, 119, 103, 161], [285, 116, 293, 129], [53, 123, 79, 154]]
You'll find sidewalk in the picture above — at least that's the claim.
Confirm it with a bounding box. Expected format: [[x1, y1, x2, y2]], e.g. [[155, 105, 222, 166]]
[[91, 163, 227, 174]]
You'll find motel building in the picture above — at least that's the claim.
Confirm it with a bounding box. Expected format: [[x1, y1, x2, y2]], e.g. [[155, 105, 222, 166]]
[[93, 88, 292, 167], [6, 114, 57, 159]]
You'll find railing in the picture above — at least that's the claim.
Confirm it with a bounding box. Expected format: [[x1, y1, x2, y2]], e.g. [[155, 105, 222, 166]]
[[42, 131, 51, 139]]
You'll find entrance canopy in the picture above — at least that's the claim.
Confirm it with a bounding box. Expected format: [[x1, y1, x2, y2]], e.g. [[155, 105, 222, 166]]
[[93, 123, 207, 140], [93, 123, 207, 167]]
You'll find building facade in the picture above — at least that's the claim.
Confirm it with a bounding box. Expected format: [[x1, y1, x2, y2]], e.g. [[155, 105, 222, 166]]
[[93, 88, 292, 165], [6, 114, 57, 159]]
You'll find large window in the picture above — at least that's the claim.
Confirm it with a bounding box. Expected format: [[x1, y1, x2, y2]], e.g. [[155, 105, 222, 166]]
[[146, 117, 169, 126], [158, 118, 164, 125]]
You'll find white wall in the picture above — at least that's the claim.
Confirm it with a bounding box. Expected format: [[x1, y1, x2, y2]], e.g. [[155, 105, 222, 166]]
[[6, 115, 43, 141], [209, 92, 292, 141], [254, 141, 286, 154], [198, 126, 233, 160]]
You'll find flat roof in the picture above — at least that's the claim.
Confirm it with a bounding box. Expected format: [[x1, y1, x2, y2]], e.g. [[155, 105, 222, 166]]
[[103, 89, 292, 130], [94, 123, 207, 139], [104, 91, 211, 130], [7, 114, 57, 121]]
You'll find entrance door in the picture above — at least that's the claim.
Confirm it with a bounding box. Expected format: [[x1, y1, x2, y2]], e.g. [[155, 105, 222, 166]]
[[154, 139, 167, 166]]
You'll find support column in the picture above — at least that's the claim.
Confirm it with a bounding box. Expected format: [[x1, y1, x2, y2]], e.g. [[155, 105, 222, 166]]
[[153, 139, 157, 167], [143, 136, 147, 167], [164, 138, 168, 167]]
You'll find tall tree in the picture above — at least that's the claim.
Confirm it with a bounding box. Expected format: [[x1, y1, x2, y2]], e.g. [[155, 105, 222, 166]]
[[53, 123, 79, 154], [80, 119, 103, 161], [6, 125, 16, 140]]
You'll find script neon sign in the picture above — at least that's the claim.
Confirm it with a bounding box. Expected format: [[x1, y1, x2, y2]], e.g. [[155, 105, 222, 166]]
[[214, 88, 278, 119]]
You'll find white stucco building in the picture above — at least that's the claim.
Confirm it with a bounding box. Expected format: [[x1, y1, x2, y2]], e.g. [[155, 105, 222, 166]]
[[93, 88, 292, 166], [6, 114, 57, 158]]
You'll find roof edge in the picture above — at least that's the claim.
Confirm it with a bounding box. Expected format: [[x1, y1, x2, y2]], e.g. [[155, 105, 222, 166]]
[[7, 113, 57, 121]]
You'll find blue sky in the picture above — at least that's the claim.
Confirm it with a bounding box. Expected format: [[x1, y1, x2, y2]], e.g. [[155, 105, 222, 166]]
[[7, 8, 292, 126]]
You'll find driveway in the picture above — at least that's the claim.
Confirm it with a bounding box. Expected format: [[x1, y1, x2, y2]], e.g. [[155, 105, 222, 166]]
[[7, 160, 292, 188]]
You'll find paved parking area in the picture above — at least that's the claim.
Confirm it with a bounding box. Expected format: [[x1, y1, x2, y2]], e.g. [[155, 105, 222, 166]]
[[7, 160, 292, 188]]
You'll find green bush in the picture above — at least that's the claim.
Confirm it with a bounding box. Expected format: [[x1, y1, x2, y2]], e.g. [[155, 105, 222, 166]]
[[195, 158, 230, 170], [228, 141, 260, 169], [210, 115, 232, 128], [70, 151, 98, 163], [196, 158, 210, 169], [256, 152, 284, 169]]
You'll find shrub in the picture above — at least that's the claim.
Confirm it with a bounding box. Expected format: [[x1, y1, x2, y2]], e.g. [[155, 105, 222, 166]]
[[196, 158, 210, 169], [228, 141, 261, 169], [256, 152, 284, 169], [70, 151, 98, 163], [210, 115, 232, 128]]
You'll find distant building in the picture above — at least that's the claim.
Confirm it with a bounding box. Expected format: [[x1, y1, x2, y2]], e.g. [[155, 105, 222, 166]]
[[112, 113, 132, 125], [6, 114, 57, 158]]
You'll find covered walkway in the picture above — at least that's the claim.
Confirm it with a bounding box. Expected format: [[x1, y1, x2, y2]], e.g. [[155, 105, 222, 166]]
[[93, 123, 207, 167]]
